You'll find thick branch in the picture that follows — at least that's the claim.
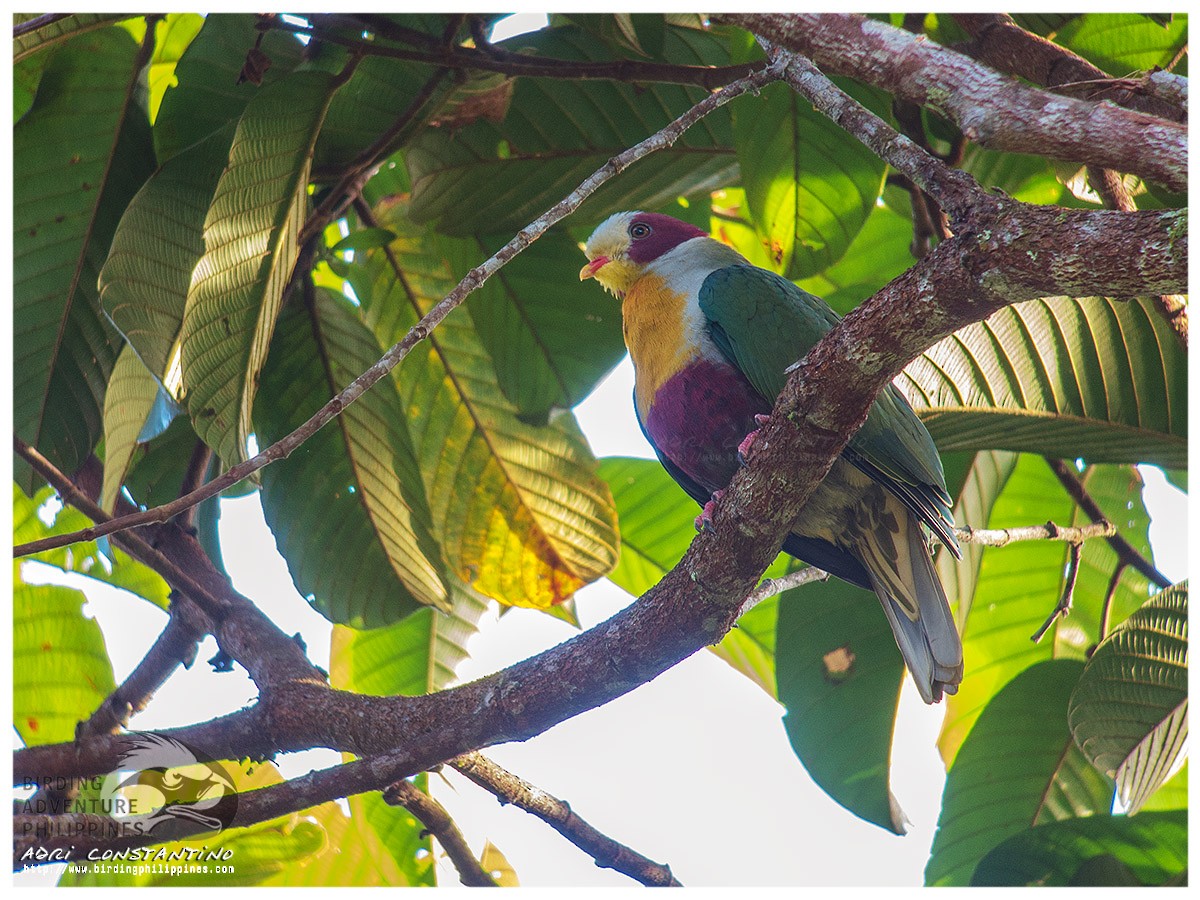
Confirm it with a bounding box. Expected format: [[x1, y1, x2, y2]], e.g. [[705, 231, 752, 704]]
[[953, 13, 1186, 122], [14, 60, 785, 560], [722, 13, 1187, 192], [449, 753, 681, 887]]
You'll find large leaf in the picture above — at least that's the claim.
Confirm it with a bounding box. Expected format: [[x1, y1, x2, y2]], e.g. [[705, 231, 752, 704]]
[[597, 456, 785, 693], [468, 229, 626, 422], [255, 289, 452, 626], [900, 296, 1187, 468], [925, 659, 1114, 886], [1055, 13, 1189, 76], [13, 28, 156, 491], [730, 33, 888, 280], [180, 69, 341, 466], [100, 121, 236, 380], [939, 458, 1158, 764], [99, 344, 167, 514], [352, 204, 619, 610], [1069, 582, 1188, 815], [13, 581, 116, 747], [407, 25, 737, 235], [971, 810, 1188, 886], [142, 14, 206, 124], [776, 578, 907, 834], [12, 13, 133, 63], [154, 13, 305, 163]]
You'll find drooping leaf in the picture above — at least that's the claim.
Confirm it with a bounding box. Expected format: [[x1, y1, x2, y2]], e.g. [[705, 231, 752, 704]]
[[730, 34, 888, 279], [1069, 582, 1188, 815], [181, 69, 342, 466], [407, 25, 737, 235], [255, 289, 452, 626], [480, 840, 520, 887], [776, 577, 908, 834], [925, 659, 1114, 886], [100, 344, 167, 514], [971, 809, 1187, 886], [13, 12, 134, 63], [13, 28, 156, 491], [901, 297, 1187, 468], [13, 580, 116, 746], [101, 122, 235, 380], [1055, 13, 1189, 76], [352, 204, 620, 610], [154, 13, 305, 163]]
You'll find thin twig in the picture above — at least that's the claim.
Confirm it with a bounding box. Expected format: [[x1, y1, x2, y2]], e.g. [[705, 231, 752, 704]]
[[383, 780, 497, 887], [13, 13, 71, 38], [14, 59, 786, 560], [1032, 540, 1083, 642], [1044, 458, 1171, 588], [954, 520, 1115, 548], [449, 752, 681, 887]]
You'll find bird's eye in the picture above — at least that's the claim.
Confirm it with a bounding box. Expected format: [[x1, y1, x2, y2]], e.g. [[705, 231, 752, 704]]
[[629, 222, 652, 240]]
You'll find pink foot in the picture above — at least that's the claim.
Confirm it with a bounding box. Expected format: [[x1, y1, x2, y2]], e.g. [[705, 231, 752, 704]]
[[737, 415, 772, 465], [694, 489, 726, 533]]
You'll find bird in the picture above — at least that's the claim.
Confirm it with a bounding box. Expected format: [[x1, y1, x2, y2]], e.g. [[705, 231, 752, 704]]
[[579, 210, 963, 703]]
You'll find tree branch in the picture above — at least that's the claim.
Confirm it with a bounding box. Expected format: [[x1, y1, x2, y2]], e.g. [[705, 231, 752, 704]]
[[953, 13, 1186, 122], [13, 60, 786, 560], [449, 752, 682, 887], [382, 780, 497, 887], [722, 13, 1187, 192], [1044, 458, 1172, 589]]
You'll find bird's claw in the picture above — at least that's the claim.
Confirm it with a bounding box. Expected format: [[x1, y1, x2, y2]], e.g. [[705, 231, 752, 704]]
[[737, 415, 772, 466], [694, 489, 726, 533]]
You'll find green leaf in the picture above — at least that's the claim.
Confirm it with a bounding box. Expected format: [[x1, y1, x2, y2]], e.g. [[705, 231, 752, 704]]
[[101, 121, 235, 380], [1055, 13, 1189, 76], [407, 25, 737, 235], [255, 289, 452, 626], [14, 28, 156, 492], [560, 14, 666, 58], [925, 659, 1114, 886], [901, 297, 1187, 468], [959, 145, 1072, 206], [1141, 759, 1187, 812], [1010, 14, 1081, 36], [144, 14, 205, 124], [776, 578, 907, 833], [1069, 582, 1188, 814], [181, 69, 342, 466], [468, 229, 627, 422], [330, 227, 399, 255], [14, 53, 48, 122], [730, 37, 888, 280], [938, 458, 1156, 764], [13, 13, 134, 63], [353, 206, 620, 610], [971, 810, 1187, 886], [154, 13, 305, 163], [100, 345, 166, 514], [13, 580, 116, 746]]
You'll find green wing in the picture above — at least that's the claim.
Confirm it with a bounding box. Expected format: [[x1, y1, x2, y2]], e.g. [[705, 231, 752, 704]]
[[699, 264, 959, 553]]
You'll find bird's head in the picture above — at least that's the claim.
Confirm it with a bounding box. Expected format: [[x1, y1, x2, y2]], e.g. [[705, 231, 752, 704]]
[[579, 211, 707, 296]]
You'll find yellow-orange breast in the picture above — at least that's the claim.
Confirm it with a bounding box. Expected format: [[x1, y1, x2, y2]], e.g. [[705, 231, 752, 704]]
[[621, 272, 697, 421]]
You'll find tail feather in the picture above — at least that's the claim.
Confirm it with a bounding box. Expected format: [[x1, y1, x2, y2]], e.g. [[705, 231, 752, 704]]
[[857, 499, 963, 704]]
